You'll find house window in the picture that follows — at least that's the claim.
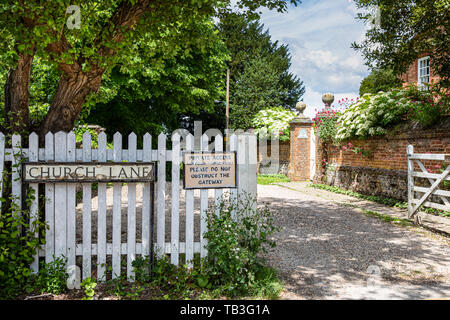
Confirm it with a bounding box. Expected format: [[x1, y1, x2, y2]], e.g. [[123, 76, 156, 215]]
[[417, 56, 430, 89]]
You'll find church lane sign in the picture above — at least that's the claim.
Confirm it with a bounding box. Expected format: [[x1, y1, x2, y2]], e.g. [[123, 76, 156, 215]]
[[22, 162, 155, 183], [183, 152, 237, 189]]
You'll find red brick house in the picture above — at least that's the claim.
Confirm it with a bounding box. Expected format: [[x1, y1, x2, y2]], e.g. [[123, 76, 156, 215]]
[[400, 54, 441, 88]]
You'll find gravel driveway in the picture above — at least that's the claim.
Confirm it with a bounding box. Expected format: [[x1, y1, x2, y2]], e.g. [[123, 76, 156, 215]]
[[259, 184, 450, 300]]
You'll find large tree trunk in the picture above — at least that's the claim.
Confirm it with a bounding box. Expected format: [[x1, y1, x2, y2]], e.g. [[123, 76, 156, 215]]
[[3, 51, 35, 134], [39, 67, 103, 139]]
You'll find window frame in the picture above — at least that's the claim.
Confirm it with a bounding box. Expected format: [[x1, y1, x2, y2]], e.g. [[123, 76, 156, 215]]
[[417, 56, 430, 89]]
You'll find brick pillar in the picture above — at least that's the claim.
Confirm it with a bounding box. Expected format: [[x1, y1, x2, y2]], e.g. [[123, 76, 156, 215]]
[[287, 103, 313, 181]]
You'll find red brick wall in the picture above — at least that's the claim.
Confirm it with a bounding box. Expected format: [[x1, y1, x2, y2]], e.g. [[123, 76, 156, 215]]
[[316, 117, 450, 200], [327, 125, 450, 171], [288, 124, 312, 181]]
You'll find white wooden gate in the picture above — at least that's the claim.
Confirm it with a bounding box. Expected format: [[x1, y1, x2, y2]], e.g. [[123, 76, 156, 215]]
[[407, 145, 450, 218], [0, 131, 257, 281]]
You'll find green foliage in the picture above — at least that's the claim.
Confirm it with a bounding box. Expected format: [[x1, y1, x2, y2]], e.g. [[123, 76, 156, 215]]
[[313, 108, 339, 143], [352, 0, 449, 86], [34, 257, 68, 295], [402, 84, 450, 127], [308, 183, 450, 217], [335, 90, 406, 140], [252, 107, 296, 141], [308, 183, 408, 208], [87, 18, 229, 139], [81, 278, 97, 300], [0, 188, 47, 299], [218, 12, 305, 130], [362, 210, 415, 227], [257, 174, 290, 185], [359, 68, 403, 96], [340, 142, 371, 158], [110, 195, 283, 300], [203, 195, 279, 297], [336, 85, 450, 141], [0, 0, 301, 133]]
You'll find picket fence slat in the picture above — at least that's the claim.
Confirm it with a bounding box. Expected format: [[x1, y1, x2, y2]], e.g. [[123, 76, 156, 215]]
[[200, 134, 209, 258], [127, 133, 137, 280], [185, 134, 194, 267], [157, 133, 166, 258], [229, 134, 238, 219], [82, 132, 92, 280], [11, 134, 22, 214], [97, 132, 107, 281], [29, 133, 39, 274], [214, 134, 223, 216], [141, 133, 152, 258], [171, 133, 181, 266], [67, 132, 77, 269], [248, 134, 257, 212], [237, 134, 248, 206], [44, 132, 55, 263], [112, 132, 122, 279], [54, 132, 67, 258]]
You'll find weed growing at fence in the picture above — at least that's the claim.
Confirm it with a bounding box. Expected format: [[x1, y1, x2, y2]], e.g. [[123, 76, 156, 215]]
[[33, 257, 69, 295], [0, 188, 47, 299], [203, 195, 281, 297], [97, 195, 283, 300], [81, 278, 97, 300]]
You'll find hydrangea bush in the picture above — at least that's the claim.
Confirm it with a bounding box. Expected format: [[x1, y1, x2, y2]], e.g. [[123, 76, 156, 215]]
[[252, 107, 296, 142], [335, 85, 449, 141], [335, 90, 407, 140]]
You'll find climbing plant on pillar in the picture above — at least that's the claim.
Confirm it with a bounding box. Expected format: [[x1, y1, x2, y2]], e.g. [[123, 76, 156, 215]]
[[312, 106, 339, 182]]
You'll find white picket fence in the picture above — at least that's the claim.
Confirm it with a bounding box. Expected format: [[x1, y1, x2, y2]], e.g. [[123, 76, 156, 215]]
[[407, 145, 450, 218], [0, 131, 257, 281]]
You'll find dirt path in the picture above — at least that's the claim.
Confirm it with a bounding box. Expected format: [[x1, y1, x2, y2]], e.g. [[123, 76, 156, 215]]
[[258, 184, 450, 300]]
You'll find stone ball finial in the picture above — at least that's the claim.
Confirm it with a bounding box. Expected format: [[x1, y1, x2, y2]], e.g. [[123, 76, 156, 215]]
[[296, 101, 306, 116], [322, 93, 334, 107]]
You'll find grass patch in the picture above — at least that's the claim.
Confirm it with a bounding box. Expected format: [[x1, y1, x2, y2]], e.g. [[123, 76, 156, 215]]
[[362, 209, 414, 227], [308, 183, 450, 218], [257, 174, 290, 185]]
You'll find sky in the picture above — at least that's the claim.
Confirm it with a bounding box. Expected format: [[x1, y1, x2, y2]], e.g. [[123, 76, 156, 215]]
[[257, 0, 370, 117]]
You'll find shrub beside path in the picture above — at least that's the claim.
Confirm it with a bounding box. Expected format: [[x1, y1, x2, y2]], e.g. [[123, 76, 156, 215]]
[[258, 183, 450, 300]]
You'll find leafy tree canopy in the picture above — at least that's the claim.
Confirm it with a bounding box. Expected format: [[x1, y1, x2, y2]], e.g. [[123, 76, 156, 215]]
[[352, 0, 449, 86], [0, 0, 301, 137], [86, 18, 229, 142], [359, 68, 403, 95]]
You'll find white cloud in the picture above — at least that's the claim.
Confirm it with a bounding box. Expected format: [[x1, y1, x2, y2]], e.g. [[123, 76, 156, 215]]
[[259, 0, 370, 111]]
